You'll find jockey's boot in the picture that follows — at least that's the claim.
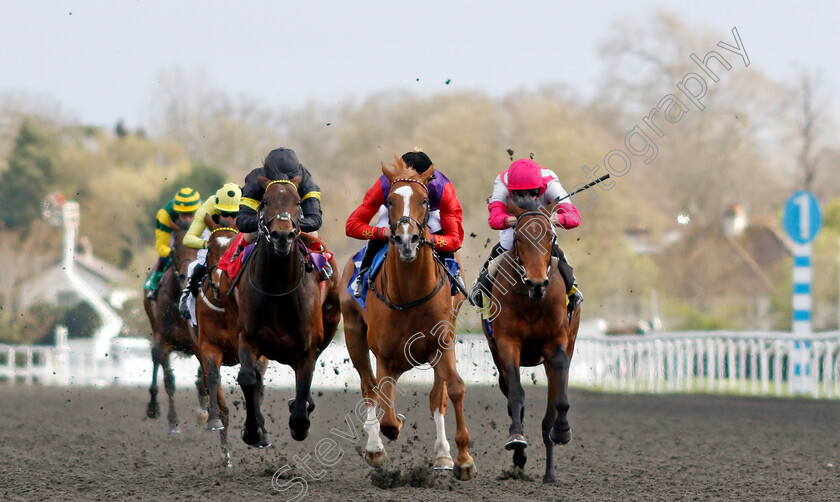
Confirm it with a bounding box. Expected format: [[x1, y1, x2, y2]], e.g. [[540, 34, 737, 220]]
[[352, 270, 367, 297], [144, 269, 164, 301], [567, 284, 584, 312], [231, 241, 246, 261], [470, 268, 493, 308], [320, 262, 334, 281], [189, 264, 206, 296], [178, 288, 191, 320]]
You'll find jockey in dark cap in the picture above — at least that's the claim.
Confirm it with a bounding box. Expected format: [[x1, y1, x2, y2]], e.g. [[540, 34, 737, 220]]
[[231, 147, 323, 260], [236, 147, 322, 235]]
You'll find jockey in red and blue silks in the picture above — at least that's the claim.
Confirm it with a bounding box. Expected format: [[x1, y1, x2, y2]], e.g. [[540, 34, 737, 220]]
[[346, 148, 464, 297], [470, 158, 583, 311]]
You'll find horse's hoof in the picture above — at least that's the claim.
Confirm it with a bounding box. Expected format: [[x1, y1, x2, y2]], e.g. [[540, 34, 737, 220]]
[[196, 409, 209, 426], [504, 434, 528, 450], [250, 439, 272, 449], [512, 444, 527, 469], [549, 427, 572, 445], [288, 398, 316, 414], [205, 418, 225, 431], [241, 427, 264, 447], [381, 424, 400, 441], [168, 426, 181, 435], [146, 404, 160, 419], [543, 474, 557, 484], [289, 416, 311, 442], [433, 456, 454, 471], [453, 462, 476, 481], [364, 449, 387, 468]]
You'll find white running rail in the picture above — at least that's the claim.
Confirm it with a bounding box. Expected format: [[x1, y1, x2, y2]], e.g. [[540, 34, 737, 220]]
[[2, 331, 840, 399]]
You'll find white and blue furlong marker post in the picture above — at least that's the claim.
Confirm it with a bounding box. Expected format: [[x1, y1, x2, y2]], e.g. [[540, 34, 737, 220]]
[[783, 191, 822, 396]]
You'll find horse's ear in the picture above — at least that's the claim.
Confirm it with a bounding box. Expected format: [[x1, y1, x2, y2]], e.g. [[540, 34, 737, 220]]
[[547, 198, 560, 218], [290, 174, 303, 188], [257, 175, 271, 189], [208, 212, 220, 228], [507, 196, 527, 217], [382, 160, 397, 183], [419, 164, 435, 185]]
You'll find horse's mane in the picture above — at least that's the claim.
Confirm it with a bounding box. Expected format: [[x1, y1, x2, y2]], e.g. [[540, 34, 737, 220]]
[[511, 195, 544, 212], [263, 167, 290, 182]]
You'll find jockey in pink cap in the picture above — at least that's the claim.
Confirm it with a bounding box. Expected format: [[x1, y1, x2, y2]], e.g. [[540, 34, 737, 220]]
[[470, 158, 583, 312]]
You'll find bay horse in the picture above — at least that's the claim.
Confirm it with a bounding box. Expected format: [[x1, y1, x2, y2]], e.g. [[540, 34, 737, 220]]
[[194, 215, 262, 467], [142, 226, 207, 434], [340, 156, 476, 481], [481, 196, 581, 483], [236, 174, 342, 447]]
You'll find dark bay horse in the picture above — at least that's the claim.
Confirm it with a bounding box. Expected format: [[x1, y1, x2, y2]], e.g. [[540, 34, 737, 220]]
[[236, 175, 342, 448], [340, 156, 476, 481], [143, 227, 207, 434], [481, 197, 581, 483]]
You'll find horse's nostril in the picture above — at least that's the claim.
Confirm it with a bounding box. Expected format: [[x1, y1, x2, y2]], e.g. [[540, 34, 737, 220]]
[[524, 279, 533, 288], [410, 234, 420, 244]]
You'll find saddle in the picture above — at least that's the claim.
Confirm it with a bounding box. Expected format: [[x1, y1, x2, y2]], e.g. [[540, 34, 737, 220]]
[[218, 233, 334, 290], [347, 244, 462, 310]]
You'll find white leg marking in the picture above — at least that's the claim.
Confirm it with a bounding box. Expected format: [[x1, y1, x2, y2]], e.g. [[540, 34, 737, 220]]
[[365, 405, 384, 453], [433, 408, 451, 460]]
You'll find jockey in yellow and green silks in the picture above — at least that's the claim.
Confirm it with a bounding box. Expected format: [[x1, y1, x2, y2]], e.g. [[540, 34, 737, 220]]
[[177, 183, 242, 321], [144, 187, 201, 300]]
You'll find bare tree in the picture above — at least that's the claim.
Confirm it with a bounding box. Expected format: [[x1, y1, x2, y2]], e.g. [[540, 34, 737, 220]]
[[790, 69, 832, 194]]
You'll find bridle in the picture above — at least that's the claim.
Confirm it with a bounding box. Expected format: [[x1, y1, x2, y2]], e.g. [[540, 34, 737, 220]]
[[258, 179, 301, 242], [199, 226, 237, 311], [509, 210, 557, 294], [388, 178, 432, 248], [369, 176, 446, 310], [250, 179, 307, 296]]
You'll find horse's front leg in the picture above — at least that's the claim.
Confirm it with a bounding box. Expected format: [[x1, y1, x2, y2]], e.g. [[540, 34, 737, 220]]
[[498, 340, 527, 468], [289, 350, 316, 441], [146, 337, 162, 419], [429, 371, 453, 470], [237, 338, 270, 448], [548, 344, 572, 446], [540, 343, 569, 484], [203, 350, 224, 431], [375, 360, 404, 442], [195, 364, 209, 425], [161, 347, 180, 435], [436, 350, 475, 481]]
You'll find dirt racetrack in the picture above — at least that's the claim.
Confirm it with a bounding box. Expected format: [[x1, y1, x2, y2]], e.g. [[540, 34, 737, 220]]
[[2, 384, 839, 501]]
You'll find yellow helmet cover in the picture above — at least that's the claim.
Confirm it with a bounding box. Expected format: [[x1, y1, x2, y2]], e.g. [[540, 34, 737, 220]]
[[214, 183, 242, 212], [173, 187, 201, 213]]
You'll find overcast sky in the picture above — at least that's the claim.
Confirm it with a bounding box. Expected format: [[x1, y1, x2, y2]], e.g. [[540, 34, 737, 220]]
[[1, 0, 837, 129]]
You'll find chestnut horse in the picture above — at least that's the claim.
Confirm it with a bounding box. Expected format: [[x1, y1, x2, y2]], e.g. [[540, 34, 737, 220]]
[[143, 227, 207, 434], [340, 157, 476, 481], [236, 175, 342, 448], [481, 197, 581, 483]]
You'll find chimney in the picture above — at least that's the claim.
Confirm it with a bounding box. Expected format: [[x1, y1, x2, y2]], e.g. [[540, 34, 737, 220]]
[[722, 203, 747, 238]]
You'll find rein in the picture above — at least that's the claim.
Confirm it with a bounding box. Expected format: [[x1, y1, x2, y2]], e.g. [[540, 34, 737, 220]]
[[508, 210, 557, 296], [368, 244, 448, 311], [245, 235, 308, 297], [370, 176, 444, 310]]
